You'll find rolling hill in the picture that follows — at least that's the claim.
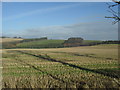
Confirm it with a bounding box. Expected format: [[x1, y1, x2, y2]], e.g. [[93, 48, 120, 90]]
[[1, 37, 119, 49]]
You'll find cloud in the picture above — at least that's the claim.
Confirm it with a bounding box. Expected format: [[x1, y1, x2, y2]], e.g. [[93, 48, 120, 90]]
[[3, 3, 82, 21], [10, 21, 118, 40]]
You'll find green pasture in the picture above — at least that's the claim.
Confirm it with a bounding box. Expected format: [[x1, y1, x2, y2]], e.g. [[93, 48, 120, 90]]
[[16, 40, 65, 48]]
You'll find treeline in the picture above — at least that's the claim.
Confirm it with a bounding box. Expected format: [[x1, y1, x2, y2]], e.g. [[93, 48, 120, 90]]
[[20, 37, 47, 43], [0, 36, 22, 38], [85, 40, 120, 46], [63, 38, 120, 47], [80, 40, 120, 46], [63, 37, 84, 47], [102, 40, 120, 44]]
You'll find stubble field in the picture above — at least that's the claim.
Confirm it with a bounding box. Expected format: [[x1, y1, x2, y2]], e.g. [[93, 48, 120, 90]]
[[2, 44, 120, 88]]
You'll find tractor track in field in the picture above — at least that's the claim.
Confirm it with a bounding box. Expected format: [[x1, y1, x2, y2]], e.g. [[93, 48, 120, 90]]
[[51, 51, 118, 60], [15, 50, 119, 79], [15, 59, 66, 83], [9, 50, 78, 85]]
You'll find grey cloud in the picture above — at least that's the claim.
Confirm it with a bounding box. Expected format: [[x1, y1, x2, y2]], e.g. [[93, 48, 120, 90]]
[[7, 21, 118, 40]]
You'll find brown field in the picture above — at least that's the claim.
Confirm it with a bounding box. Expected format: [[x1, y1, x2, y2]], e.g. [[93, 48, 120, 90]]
[[0, 38, 23, 43], [1, 44, 120, 88]]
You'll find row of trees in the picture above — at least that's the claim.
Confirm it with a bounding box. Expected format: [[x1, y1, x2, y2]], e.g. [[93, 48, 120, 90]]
[[63, 37, 119, 47], [20, 37, 48, 43], [80, 40, 120, 46], [1, 36, 22, 38]]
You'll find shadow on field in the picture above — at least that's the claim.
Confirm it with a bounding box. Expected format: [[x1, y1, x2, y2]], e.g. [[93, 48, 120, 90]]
[[52, 51, 117, 60], [16, 51, 119, 79]]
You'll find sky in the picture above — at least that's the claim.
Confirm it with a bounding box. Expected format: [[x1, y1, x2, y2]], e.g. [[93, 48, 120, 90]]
[[2, 2, 118, 40], [1, 0, 113, 2]]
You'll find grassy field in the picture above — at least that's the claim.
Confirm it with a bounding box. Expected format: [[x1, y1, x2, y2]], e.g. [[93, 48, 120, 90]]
[[16, 40, 65, 48], [16, 40, 103, 48], [2, 44, 119, 88], [1, 38, 105, 49], [80, 40, 102, 46]]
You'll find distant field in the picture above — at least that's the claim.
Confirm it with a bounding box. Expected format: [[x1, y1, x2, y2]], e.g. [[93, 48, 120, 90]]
[[1, 37, 119, 49], [17, 40, 98, 48], [81, 40, 102, 46], [0, 38, 23, 49], [1, 38, 23, 43], [16, 40, 65, 48], [1, 38, 104, 49], [2, 44, 119, 88]]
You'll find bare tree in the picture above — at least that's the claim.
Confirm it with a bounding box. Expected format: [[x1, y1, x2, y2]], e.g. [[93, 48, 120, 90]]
[[112, 0, 120, 4], [105, 0, 120, 24]]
